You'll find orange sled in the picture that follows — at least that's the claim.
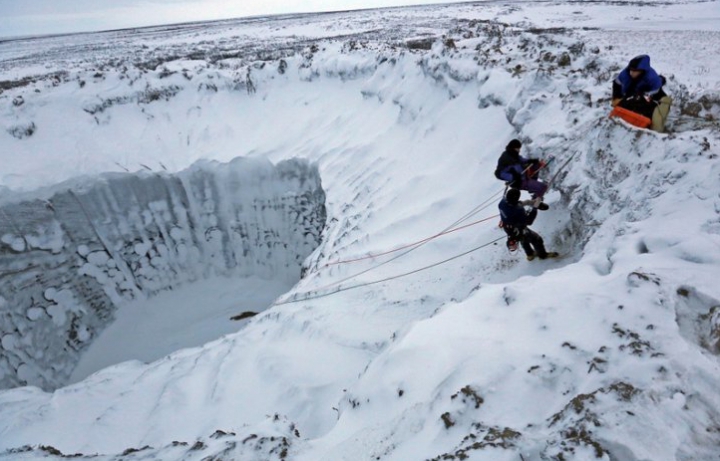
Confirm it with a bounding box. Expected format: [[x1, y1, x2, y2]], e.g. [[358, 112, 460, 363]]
[[609, 106, 652, 129]]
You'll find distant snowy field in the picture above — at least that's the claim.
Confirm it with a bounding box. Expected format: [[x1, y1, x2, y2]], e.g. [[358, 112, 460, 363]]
[[1, 1, 720, 460]]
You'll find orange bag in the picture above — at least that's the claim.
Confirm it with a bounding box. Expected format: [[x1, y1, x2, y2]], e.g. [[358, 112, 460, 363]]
[[525, 159, 547, 179], [609, 106, 652, 129]]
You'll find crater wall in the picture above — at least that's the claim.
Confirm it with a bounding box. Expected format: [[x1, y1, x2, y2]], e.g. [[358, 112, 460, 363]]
[[0, 157, 326, 390]]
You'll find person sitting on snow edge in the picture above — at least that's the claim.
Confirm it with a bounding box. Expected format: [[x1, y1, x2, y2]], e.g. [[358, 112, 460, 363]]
[[498, 188, 558, 261], [611, 54, 672, 132], [494, 139, 549, 210]]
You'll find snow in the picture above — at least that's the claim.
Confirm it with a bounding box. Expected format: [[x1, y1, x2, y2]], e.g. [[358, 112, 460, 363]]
[[0, 1, 720, 460]]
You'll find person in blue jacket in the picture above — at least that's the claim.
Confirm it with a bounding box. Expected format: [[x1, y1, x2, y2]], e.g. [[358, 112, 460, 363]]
[[611, 54, 672, 132], [499, 188, 558, 261], [494, 139, 549, 208]]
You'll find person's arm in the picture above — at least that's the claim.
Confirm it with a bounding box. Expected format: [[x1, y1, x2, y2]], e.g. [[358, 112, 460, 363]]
[[611, 80, 623, 106], [525, 208, 538, 226], [519, 155, 539, 169], [640, 70, 663, 100]]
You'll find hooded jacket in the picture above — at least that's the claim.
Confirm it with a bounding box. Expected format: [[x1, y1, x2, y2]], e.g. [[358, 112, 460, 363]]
[[498, 197, 537, 230], [495, 148, 531, 182], [612, 54, 663, 99]]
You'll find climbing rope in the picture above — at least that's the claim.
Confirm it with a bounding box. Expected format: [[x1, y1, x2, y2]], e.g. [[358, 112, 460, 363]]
[[307, 191, 504, 295], [320, 213, 500, 268], [303, 146, 570, 298], [273, 235, 507, 306], [315, 158, 555, 272], [275, 120, 600, 306]]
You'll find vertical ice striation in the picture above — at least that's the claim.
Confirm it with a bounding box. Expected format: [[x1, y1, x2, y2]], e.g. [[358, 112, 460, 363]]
[[0, 156, 326, 391]]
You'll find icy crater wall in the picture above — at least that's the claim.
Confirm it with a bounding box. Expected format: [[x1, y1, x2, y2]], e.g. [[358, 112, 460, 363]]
[[0, 157, 326, 391]]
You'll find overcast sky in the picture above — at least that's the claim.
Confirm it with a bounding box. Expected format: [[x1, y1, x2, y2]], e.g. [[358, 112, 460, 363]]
[[0, 0, 466, 38]]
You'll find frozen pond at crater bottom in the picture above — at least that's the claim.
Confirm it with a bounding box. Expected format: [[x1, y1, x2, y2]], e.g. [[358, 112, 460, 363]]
[[69, 275, 293, 384]]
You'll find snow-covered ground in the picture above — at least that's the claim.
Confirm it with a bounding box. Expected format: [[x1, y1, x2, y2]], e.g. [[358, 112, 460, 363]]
[[1, 1, 719, 460]]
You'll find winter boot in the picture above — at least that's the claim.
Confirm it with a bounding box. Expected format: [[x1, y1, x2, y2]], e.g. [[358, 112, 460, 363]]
[[539, 252, 559, 259]]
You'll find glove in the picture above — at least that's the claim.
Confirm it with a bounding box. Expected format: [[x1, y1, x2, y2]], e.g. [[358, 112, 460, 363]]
[[611, 98, 621, 107]]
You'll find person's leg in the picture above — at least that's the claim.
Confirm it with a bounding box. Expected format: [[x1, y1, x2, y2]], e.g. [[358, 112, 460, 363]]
[[651, 96, 672, 132], [519, 232, 535, 258], [521, 178, 548, 199], [524, 229, 548, 258]]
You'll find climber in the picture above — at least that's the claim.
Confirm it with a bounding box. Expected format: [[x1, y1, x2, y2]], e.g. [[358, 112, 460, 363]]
[[610, 54, 672, 132], [498, 188, 558, 261], [494, 139, 549, 210]]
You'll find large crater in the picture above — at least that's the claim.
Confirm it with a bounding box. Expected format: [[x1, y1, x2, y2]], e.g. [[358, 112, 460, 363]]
[[0, 156, 326, 391]]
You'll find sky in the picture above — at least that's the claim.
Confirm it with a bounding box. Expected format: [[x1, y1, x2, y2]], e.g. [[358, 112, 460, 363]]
[[0, 0, 468, 38]]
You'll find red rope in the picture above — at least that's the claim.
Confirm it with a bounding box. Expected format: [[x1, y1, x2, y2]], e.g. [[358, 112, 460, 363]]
[[320, 214, 499, 269]]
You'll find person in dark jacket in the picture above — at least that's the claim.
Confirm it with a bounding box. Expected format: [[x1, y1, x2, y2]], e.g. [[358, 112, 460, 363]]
[[494, 139, 549, 207], [611, 54, 672, 132], [498, 188, 558, 261]]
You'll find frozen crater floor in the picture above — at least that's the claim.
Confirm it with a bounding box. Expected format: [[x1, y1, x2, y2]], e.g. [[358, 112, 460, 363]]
[[68, 275, 293, 384]]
